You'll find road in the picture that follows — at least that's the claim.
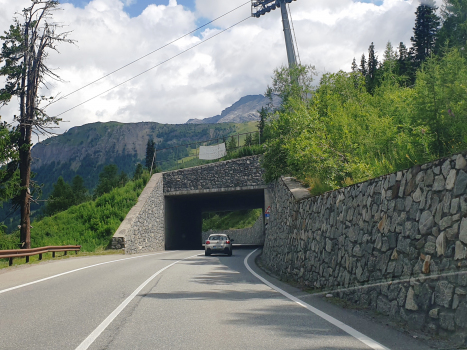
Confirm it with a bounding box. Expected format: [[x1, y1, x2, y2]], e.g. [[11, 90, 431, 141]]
[[0, 249, 432, 350]]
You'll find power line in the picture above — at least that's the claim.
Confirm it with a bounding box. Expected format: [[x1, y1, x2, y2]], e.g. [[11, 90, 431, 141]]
[[54, 17, 251, 118], [55, 1, 251, 101]]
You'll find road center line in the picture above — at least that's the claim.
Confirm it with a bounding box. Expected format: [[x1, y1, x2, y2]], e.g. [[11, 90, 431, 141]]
[[0, 251, 177, 295], [75, 253, 200, 350], [244, 249, 390, 350]]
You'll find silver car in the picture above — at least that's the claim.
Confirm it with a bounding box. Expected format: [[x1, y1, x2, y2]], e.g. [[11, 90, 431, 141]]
[[205, 234, 233, 256]]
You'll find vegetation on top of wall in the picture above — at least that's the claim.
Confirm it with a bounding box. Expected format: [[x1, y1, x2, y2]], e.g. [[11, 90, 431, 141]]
[[261, 0, 467, 194]]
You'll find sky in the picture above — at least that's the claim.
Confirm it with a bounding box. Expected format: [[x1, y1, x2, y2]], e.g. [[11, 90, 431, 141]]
[[0, 0, 431, 136]]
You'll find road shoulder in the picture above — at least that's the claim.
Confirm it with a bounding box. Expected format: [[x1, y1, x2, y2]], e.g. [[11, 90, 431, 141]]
[[248, 248, 439, 350]]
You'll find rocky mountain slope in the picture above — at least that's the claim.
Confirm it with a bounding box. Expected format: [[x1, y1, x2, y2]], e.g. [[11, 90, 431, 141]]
[[186, 94, 280, 124]]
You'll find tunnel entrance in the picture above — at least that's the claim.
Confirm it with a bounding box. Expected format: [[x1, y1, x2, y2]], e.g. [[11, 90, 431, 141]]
[[164, 189, 265, 250]]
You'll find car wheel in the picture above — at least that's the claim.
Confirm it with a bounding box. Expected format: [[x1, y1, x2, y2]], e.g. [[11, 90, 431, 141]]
[[205, 250, 211, 256], [227, 249, 232, 256]]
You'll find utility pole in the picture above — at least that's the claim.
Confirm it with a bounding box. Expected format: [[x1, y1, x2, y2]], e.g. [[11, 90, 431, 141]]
[[252, 0, 298, 68]]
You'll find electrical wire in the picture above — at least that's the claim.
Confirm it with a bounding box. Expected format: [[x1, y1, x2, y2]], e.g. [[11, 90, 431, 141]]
[[55, 1, 251, 101], [54, 16, 251, 118], [287, 3, 301, 65]]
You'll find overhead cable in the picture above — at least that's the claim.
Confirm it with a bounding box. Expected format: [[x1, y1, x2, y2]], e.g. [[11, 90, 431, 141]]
[[55, 1, 251, 101], [54, 16, 251, 118]]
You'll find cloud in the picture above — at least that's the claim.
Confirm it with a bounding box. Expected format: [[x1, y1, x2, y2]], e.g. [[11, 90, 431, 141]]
[[0, 0, 421, 137]]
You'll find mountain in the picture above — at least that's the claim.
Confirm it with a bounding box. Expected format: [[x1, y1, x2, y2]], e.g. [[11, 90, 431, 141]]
[[186, 94, 281, 124], [0, 121, 257, 233]]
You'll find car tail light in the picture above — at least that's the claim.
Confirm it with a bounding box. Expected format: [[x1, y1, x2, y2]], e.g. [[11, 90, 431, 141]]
[[206, 240, 210, 245], [226, 240, 230, 244]]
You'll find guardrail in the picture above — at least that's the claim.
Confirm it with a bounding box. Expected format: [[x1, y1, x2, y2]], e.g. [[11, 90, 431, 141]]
[[0, 245, 81, 266]]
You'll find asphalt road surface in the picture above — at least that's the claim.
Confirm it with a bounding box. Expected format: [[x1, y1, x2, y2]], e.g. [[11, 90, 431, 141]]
[[0, 249, 433, 350]]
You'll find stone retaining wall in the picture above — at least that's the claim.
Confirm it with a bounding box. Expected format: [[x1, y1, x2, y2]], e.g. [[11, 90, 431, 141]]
[[201, 215, 265, 245], [111, 173, 165, 254], [163, 156, 265, 194], [262, 152, 467, 344]]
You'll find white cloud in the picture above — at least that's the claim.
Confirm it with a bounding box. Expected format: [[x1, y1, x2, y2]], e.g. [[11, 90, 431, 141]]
[[0, 0, 421, 137]]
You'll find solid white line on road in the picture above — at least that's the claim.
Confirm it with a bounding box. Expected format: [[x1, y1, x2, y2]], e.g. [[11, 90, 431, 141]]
[[244, 249, 391, 350], [75, 253, 200, 350], [0, 251, 177, 295]]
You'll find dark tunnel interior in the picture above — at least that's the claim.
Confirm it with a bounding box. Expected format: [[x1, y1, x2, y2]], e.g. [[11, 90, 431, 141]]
[[164, 189, 265, 250]]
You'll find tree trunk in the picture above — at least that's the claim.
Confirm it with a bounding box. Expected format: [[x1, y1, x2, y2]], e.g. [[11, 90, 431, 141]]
[[19, 125, 32, 249]]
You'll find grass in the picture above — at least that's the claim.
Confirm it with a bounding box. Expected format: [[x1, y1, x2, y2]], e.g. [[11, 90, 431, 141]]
[[0, 174, 150, 256], [202, 209, 262, 231]]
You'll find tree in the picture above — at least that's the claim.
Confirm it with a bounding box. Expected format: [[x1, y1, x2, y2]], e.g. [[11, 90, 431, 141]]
[[351, 58, 358, 73], [145, 139, 155, 169], [133, 163, 143, 180], [45, 176, 72, 216], [94, 164, 120, 198], [71, 175, 88, 205], [0, 1, 74, 248], [257, 106, 268, 143], [227, 136, 237, 152], [359, 54, 368, 77], [411, 0, 440, 65], [118, 171, 129, 187], [0, 120, 19, 207], [437, 0, 467, 51], [367, 42, 379, 93], [244, 133, 253, 147]]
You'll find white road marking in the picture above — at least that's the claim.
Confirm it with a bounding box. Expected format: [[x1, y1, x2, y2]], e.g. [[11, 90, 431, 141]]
[[75, 253, 200, 350], [244, 249, 390, 350], [0, 251, 177, 295]]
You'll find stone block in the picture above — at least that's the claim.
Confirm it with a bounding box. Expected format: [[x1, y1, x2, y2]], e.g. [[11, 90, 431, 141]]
[[454, 170, 467, 197], [419, 211, 434, 235], [405, 287, 418, 310], [436, 232, 446, 256], [440, 312, 456, 331], [433, 175, 446, 191], [435, 281, 454, 308], [455, 302, 467, 328], [457, 154, 467, 170], [460, 218, 467, 244]]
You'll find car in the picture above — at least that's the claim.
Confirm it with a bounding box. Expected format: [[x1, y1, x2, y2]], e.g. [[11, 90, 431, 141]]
[[205, 234, 233, 256]]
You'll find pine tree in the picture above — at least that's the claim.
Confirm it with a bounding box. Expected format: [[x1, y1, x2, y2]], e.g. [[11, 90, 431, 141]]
[[258, 107, 268, 142], [367, 42, 379, 93], [145, 139, 155, 169], [45, 177, 73, 216], [437, 0, 467, 51], [351, 58, 358, 73], [227, 136, 237, 152], [71, 175, 88, 205], [359, 54, 368, 77], [411, 0, 440, 65], [244, 133, 253, 147], [133, 163, 143, 180]]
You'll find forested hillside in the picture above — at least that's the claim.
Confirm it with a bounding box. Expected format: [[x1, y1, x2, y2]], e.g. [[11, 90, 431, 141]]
[[262, 0, 467, 194]]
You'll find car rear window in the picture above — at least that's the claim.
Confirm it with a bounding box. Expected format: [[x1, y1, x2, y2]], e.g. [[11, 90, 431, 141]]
[[208, 235, 227, 240]]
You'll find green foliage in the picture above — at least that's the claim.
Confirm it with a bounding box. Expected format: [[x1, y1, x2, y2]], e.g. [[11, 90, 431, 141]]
[[222, 145, 264, 161], [411, 0, 440, 65], [45, 175, 90, 216], [145, 139, 155, 170], [25, 175, 149, 252], [94, 164, 127, 198], [412, 48, 467, 156], [262, 50, 462, 191], [0, 120, 19, 208], [133, 163, 143, 180], [244, 133, 253, 147], [202, 209, 262, 231], [227, 136, 237, 152]]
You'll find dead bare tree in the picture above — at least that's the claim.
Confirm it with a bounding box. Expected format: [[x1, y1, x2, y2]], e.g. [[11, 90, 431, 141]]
[[0, 0, 74, 248]]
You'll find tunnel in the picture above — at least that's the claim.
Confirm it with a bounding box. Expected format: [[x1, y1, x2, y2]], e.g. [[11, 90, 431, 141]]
[[164, 189, 265, 250]]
